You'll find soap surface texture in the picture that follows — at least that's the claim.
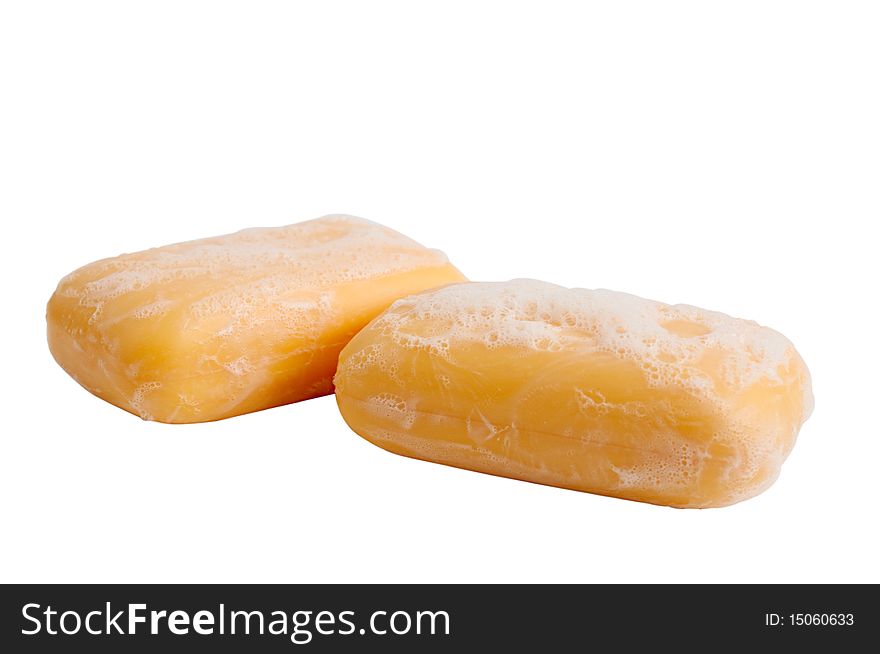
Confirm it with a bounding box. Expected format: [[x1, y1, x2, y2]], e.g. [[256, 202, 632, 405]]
[[48, 215, 466, 422], [334, 280, 813, 508]]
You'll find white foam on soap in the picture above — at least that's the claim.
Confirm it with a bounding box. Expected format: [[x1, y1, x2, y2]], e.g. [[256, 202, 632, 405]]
[[337, 279, 814, 507]]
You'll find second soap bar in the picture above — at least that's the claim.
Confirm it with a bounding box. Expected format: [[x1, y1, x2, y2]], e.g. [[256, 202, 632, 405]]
[[47, 215, 466, 423], [334, 279, 813, 508]]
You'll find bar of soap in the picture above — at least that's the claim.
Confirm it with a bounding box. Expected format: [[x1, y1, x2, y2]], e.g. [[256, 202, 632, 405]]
[[47, 215, 466, 423], [334, 279, 813, 508]]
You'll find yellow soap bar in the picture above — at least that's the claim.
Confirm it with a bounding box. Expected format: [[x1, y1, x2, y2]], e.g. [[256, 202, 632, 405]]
[[335, 279, 813, 508], [47, 215, 466, 423]]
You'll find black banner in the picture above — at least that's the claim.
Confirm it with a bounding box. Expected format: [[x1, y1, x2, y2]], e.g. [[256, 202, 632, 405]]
[[1, 584, 874, 651]]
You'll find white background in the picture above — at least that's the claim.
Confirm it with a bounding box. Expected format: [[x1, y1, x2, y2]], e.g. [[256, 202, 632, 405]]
[[1, 1, 877, 584]]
